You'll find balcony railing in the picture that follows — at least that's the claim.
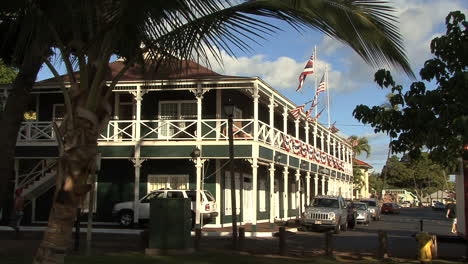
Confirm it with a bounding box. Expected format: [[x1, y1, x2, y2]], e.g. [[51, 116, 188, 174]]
[[17, 119, 351, 174]]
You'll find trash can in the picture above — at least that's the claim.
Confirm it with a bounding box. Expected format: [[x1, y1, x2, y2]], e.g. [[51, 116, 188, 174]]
[[146, 198, 193, 255]]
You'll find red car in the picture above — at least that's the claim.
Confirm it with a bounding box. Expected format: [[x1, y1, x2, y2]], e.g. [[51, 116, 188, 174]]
[[381, 203, 400, 214]]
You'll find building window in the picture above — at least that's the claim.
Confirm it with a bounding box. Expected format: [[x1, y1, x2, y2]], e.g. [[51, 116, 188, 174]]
[[224, 171, 240, 215], [147, 174, 188, 192], [159, 101, 197, 138], [259, 179, 266, 212]]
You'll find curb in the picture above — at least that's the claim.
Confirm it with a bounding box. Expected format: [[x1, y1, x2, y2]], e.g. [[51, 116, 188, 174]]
[[0, 226, 298, 238]]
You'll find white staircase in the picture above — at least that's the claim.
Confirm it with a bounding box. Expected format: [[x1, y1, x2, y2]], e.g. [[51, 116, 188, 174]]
[[18, 160, 57, 200]]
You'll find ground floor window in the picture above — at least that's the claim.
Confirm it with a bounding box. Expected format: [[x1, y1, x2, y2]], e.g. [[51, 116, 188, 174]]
[[147, 174, 189, 192]]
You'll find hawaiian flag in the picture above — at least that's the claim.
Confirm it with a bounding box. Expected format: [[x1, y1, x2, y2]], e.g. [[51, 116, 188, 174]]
[[296, 55, 314, 91], [317, 73, 326, 94], [290, 104, 305, 119]]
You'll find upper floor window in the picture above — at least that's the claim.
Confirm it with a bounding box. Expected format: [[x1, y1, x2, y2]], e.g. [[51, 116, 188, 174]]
[[159, 101, 196, 120]]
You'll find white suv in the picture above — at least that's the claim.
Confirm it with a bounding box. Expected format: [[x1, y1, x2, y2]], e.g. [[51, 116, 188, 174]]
[[112, 189, 218, 227]]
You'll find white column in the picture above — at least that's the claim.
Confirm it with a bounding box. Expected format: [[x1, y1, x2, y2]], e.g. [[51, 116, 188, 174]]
[[251, 158, 259, 230], [294, 119, 300, 139], [365, 170, 370, 198], [327, 131, 331, 154], [132, 85, 144, 223], [306, 172, 311, 206], [269, 97, 275, 145], [269, 163, 275, 223], [195, 157, 203, 228], [327, 178, 333, 195], [253, 84, 259, 141], [113, 93, 120, 141], [283, 167, 289, 220], [305, 122, 310, 144], [216, 89, 221, 140], [321, 176, 326, 195], [295, 169, 301, 215], [196, 83, 203, 141], [314, 173, 319, 196], [337, 142, 341, 160], [283, 107, 288, 134], [215, 160, 221, 226], [133, 159, 143, 223], [320, 130, 325, 151]]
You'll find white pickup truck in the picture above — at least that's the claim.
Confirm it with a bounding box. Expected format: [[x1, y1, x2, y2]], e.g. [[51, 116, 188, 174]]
[[112, 189, 218, 227]]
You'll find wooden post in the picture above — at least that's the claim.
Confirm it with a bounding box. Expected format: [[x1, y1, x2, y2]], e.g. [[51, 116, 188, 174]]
[[431, 235, 438, 259], [238, 227, 245, 251], [194, 228, 202, 251], [378, 230, 388, 259], [325, 231, 333, 256], [279, 226, 286, 256]]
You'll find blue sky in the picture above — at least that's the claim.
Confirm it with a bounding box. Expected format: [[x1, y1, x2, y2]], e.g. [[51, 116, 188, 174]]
[[36, 0, 468, 172]]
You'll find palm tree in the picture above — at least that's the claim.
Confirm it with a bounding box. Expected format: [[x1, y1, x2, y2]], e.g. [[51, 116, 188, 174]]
[[2, 1, 414, 263], [348, 135, 371, 158]]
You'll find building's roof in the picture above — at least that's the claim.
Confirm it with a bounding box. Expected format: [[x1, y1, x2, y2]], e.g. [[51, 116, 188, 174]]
[[353, 159, 373, 169], [38, 59, 240, 84]]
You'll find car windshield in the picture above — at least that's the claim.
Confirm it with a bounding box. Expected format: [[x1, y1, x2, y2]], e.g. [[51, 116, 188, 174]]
[[383, 203, 392, 207], [362, 201, 377, 207], [354, 203, 367, 210], [204, 191, 215, 201], [313, 198, 339, 208]]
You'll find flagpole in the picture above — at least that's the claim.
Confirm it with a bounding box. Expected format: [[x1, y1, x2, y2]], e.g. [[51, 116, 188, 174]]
[[326, 65, 331, 128], [314, 46, 318, 116]]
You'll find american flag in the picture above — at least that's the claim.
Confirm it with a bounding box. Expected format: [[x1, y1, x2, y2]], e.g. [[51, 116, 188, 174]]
[[330, 122, 339, 133], [296, 55, 314, 91], [290, 105, 305, 119], [317, 74, 326, 94], [308, 107, 325, 123]]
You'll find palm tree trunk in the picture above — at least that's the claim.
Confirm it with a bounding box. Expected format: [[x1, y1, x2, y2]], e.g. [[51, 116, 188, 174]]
[[33, 114, 101, 264], [0, 51, 44, 224]]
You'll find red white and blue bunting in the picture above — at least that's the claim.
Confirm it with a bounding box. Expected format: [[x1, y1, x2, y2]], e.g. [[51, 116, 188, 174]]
[[280, 134, 345, 172]]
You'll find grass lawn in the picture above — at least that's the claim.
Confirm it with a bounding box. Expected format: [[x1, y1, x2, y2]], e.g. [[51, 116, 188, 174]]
[[4, 251, 464, 264]]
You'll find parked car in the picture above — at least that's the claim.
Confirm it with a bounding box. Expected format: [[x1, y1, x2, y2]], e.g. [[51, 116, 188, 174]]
[[432, 201, 446, 211], [381, 203, 400, 214], [353, 202, 371, 224], [345, 199, 357, 229], [112, 189, 218, 227], [302, 195, 348, 234], [360, 198, 381, 221], [401, 201, 412, 208]]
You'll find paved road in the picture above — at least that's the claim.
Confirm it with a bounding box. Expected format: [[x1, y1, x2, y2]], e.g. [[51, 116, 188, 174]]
[[196, 208, 466, 259], [286, 207, 465, 259]]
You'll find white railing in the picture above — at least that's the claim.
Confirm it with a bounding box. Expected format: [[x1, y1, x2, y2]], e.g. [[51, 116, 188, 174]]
[[17, 122, 55, 141], [140, 120, 197, 141], [100, 120, 137, 142]]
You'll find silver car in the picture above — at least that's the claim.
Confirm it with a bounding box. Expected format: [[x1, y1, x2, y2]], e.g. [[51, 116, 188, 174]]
[[302, 195, 348, 234], [360, 198, 381, 221], [353, 202, 371, 225]]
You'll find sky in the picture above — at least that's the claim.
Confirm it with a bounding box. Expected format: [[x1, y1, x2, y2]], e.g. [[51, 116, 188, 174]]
[[36, 0, 468, 173]]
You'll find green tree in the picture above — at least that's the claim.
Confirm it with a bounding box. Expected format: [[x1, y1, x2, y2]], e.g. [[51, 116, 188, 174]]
[[353, 11, 468, 166], [3, 1, 416, 263], [369, 172, 384, 196], [0, 59, 17, 84], [348, 135, 371, 158], [382, 153, 446, 202]]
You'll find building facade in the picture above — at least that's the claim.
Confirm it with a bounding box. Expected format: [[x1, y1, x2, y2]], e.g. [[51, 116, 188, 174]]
[[9, 60, 354, 229]]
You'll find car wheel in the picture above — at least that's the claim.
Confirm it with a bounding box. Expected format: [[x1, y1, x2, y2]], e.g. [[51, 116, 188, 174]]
[[334, 219, 341, 234], [119, 210, 133, 227]]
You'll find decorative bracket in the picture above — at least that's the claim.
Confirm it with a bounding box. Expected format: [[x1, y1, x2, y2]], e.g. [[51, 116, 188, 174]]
[[130, 158, 146, 167], [129, 89, 148, 101]]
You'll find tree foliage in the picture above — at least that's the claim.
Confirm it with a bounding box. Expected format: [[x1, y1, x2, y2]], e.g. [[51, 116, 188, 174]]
[[353, 11, 468, 166], [0, 59, 17, 84], [382, 153, 447, 201], [348, 135, 371, 158]]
